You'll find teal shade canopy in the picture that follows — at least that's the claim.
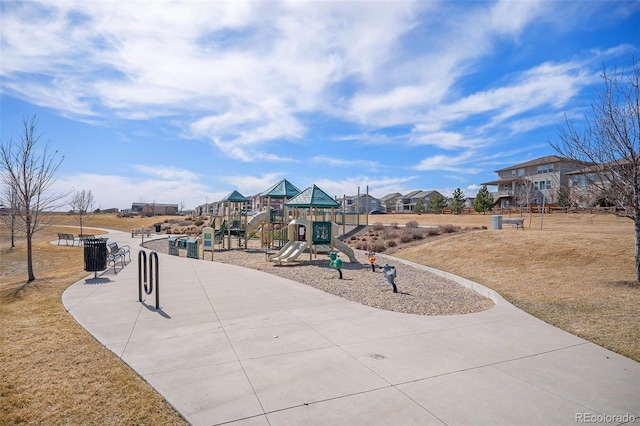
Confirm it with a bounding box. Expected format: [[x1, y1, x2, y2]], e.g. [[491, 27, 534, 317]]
[[260, 179, 301, 199], [285, 185, 339, 208], [221, 190, 249, 202]]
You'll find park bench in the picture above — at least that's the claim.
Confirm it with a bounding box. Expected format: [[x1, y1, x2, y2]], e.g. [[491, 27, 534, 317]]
[[57, 233, 76, 246], [131, 227, 151, 237], [503, 217, 525, 229], [78, 234, 96, 245], [106, 242, 131, 273]]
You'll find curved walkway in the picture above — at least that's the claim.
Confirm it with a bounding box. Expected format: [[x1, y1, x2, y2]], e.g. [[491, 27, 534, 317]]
[[62, 229, 640, 426]]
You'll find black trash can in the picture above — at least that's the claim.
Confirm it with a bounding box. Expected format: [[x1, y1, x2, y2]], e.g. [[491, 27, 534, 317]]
[[84, 238, 108, 276], [155, 223, 161, 233]]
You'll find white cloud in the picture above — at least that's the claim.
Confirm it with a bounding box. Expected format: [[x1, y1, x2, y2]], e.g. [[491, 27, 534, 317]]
[[414, 152, 481, 174], [311, 156, 378, 169], [219, 172, 285, 197], [56, 164, 212, 210]]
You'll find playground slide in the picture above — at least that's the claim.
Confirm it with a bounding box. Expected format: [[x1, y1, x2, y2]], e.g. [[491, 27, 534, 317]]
[[245, 211, 268, 234], [270, 241, 309, 263], [332, 237, 357, 263], [269, 240, 298, 261]]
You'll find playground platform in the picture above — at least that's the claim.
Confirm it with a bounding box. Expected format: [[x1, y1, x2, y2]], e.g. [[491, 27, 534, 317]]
[[62, 229, 640, 425]]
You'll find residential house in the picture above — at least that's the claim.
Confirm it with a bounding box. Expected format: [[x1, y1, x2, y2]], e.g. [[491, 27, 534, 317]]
[[395, 190, 443, 213], [565, 157, 631, 208], [379, 192, 402, 213], [341, 194, 380, 213], [480, 155, 586, 208]]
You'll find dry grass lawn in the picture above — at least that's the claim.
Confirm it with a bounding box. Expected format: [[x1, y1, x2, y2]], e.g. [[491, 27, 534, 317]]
[[1, 212, 638, 424], [387, 212, 639, 361], [1, 215, 188, 425]]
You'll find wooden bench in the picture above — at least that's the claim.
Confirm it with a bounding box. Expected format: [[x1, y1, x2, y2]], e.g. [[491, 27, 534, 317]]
[[503, 218, 525, 229], [57, 233, 76, 246], [107, 242, 131, 273]]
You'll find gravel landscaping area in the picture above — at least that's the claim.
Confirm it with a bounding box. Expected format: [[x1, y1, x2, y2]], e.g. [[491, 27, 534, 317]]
[[143, 237, 494, 316]]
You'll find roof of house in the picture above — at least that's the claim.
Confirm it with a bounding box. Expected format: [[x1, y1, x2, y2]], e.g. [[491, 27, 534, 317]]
[[402, 190, 423, 199], [494, 155, 568, 172], [379, 192, 402, 202]]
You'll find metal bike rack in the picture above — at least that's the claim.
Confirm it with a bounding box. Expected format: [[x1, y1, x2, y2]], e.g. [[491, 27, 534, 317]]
[[138, 250, 160, 309]]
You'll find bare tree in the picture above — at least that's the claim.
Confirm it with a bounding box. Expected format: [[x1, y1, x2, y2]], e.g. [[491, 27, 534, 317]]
[[70, 189, 95, 236], [551, 57, 640, 281], [0, 116, 66, 282]]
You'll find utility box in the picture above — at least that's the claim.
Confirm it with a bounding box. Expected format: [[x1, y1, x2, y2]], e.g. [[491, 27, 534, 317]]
[[186, 238, 198, 259], [168, 237, 178, 256], [491, 215, 503, 230]]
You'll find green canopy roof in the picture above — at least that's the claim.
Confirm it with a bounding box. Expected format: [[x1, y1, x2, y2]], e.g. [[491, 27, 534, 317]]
[[285, 185, 339, 208], [221, 190, 249, 203], [260, 179, 301, 199]]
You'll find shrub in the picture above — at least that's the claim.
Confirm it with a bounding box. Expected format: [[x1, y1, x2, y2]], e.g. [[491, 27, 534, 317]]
[[372, 222, 385, 231], [406, 220, 419, 228], [390, 222, 399, 229], [386, 240, 397, 248], [382, 230, 399, 240], [439, 224, 459, 233], [194, 219, 204, 226], [427, 227, 441, 236], [368, 240, 386, 252], [399, 234, 412, 243], [412, 231, 425, 240]]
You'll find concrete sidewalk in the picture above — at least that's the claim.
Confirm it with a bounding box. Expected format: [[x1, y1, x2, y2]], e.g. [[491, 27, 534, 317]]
[[63, 230, 640, 425]]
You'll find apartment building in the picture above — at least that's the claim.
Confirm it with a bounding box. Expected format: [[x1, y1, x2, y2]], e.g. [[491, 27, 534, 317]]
[[481, 155, 585, 208], [131, 202, 179, 216]]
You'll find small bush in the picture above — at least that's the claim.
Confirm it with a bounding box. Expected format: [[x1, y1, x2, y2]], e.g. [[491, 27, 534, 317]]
[[412, 232, 425, 240], [372, 222, 385, 231], [390, 222, 400, 229], [368, 240, 386, 252], [427, 227, 441, 236], [439, 224, 459, 233], [406, 220, 419, 228], [194, 219, 204, 226], [399, 234, 412, 243], [386, 240, 397, 248], [380, 227, 398, 239]]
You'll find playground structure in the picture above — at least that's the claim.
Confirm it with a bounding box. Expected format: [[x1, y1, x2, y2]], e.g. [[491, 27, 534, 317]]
[[268, 218, 356, 264], [200, 180, 358, 264]]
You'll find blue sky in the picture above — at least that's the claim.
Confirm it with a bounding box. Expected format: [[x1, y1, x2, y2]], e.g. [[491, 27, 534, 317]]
[[1, 1, 639, 210]]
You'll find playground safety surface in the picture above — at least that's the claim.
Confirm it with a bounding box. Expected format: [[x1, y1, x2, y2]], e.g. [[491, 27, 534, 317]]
[[63, 229, 640, 426]]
